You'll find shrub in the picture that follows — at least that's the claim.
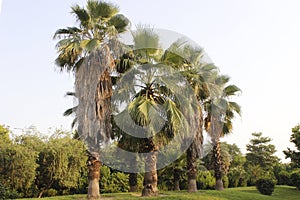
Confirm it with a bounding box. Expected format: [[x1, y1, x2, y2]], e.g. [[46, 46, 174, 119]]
[[0, 182, 6, 200], [256, 178, 275, 195], [0, 182, 20, 199], [277, 170, 291, 185], [222, 175, 229, 189], [196, 170, 215, 190], [100, 165, 130, 193], [290, 170, 300, 190], [44, 189, 58, 197]]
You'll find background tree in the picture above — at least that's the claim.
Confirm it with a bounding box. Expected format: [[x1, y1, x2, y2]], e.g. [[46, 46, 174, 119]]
[[112, 27, 200, 196], [0, 125, 10, 144], [36, 130, 86, 198], [54, 1, 129, 199], [0, 126, 38, 198], [204, 75, 241, 190], [284, 124, 300, 168], [225, 143, 248, 187], [245, 132, 279, 185], [160, 40, 217, 193]]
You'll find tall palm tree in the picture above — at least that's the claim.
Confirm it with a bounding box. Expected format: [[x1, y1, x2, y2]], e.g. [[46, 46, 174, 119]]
[[161, 40, 218, 192], [54, 1, 129, 199], [112, 28, 199, 196], [204, 75, 241, 190]]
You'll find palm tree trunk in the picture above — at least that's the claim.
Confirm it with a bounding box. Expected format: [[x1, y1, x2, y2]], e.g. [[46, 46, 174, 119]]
[[187, 143, 197, 192], [87, 154, 101, 199], [187, 106, 203, 192], [129, 173, 138, 192], [173, 168, 181, 191], [128, 152, 138, 192], [142, 150, 158, 196], [212, 139, 224, 190], [142, 151, 158, 196], [76, 47, 114, 199]]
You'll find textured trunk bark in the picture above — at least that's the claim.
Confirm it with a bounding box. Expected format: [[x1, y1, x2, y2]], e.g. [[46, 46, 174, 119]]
[[186, 103, 203, 193], [87, 155, 101, 199], [88, 179, 100, 199], [75, 44, 114, 199], [213, 140, 224, 191], [142, 151, 158, 196], [173, 168, 180, 191], [129, 173, 138, 192], [187, 143, 197, 193], [128, 152, 138, 192]]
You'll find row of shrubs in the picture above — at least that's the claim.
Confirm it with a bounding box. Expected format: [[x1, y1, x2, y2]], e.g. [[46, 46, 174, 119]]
[[254, 169, 300, 196], [1, 167, 300, 198]]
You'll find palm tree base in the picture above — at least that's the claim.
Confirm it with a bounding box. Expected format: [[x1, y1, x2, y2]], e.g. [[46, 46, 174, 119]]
[[142, 184, 158, 196], [188, 179, 197, 192], [87, 179, 100, 199], [215, 179, 224, 190]]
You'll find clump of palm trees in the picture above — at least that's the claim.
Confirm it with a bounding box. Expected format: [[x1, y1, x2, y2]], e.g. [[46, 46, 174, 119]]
[[54, 0, 241, 198]]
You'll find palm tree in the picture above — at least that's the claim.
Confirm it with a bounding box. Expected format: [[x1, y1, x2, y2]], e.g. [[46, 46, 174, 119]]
[[161, 40, 218, 192], [54, 1, 129, 199], [113, 63, 192, 196], [112, 28, 200, 196], [204, 75, 241, 190]]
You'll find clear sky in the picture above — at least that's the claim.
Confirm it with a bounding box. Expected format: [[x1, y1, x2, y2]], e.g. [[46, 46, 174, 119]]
[[1, 0, 300, 161]]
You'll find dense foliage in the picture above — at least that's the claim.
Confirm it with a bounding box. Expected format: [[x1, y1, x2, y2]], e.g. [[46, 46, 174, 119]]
[[2, 122, 300, 198], [255, 178, 275, 195], [284, 124, 300, 168], [245, 132, 279, 185]]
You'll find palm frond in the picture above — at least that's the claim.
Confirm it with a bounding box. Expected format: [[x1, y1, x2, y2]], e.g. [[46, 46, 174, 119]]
[[63, 106, 77, 117], [108, 14, 130, 33], [64, 92, 76, 98], [81, 38, 101, 52], [53, 27, 82, 39], [71, 5, 90, 28], [228, 101, 242, 116], [87, 0, 119, 19], [224, 85, 241, 96], [71, 117, 78, 129]]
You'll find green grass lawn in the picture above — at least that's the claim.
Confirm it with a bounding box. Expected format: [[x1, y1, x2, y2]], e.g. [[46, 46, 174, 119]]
[[18, 186, 299, 200]]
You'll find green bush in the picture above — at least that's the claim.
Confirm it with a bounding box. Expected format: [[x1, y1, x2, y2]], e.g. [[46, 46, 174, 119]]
[[277, 170, 291, 185], [196, 170, 215, 190], [256, 178, 275, 195], [290, 170, 300, 190], [45, 189, 58, 197], [0, 182, 6, 200], [0, 182, 20, 199], [100, 165, 129, 193], [222, 175, 229, 188]]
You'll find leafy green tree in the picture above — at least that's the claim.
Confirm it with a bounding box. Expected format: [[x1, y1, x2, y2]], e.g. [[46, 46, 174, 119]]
[[204, 75, 241, 190], [158, 153, 187, 191], [0, 125, 10, 144], [36, 131, 86, 198], [54, 1, 129, 198], [0, 134, 38, 197], [245, 132, 279, 185], [284, 124, 300, 168], [246, 132, 279, 170], [222, 143, 248, 188]]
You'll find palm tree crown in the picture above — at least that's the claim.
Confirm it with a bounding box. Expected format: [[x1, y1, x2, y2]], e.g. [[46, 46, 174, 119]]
[[54, 0, 129, 71]]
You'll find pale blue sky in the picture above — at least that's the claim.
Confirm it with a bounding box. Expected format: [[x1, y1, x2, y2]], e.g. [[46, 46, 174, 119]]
[[1, 0, 300, 160]]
